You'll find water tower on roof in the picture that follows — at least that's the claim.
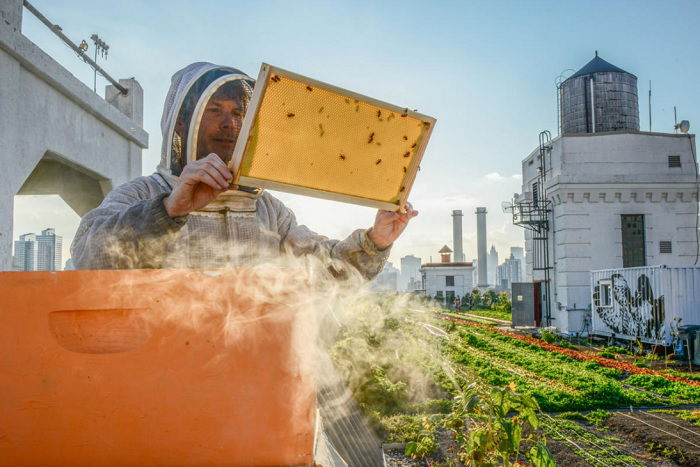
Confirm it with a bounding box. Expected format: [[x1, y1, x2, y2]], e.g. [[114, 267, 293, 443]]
[[559, 52, 639, 134]]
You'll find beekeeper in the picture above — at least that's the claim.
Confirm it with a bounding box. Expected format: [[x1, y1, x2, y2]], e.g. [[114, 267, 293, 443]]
[[71, 62, 417, 277]]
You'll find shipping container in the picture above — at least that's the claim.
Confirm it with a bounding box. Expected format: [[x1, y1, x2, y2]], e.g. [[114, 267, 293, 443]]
[[590, 265, 700, 345]]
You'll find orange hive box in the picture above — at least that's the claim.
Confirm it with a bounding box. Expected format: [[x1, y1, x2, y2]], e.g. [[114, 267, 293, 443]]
[[0, 269, 316, 466]]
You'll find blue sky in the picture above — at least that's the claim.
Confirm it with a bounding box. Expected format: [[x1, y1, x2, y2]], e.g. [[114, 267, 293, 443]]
[[13, 0, 700, 267]]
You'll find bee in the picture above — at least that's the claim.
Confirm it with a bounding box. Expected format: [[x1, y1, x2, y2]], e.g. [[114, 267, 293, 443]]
[[399, 186, 405, 192], [287, 113, 295, 118], [377, 110, 382, 118], [423, 121, 431, 127], [319, 123, 325, 137], [270, 75, 281, 82], [306, 85, 313, 91], [368, 132, 375, 144], [355, 104, 360, 112], [403, 135, 408, 140], [402, 166, 407, 173], [375, 159, 382, 165], [401, 107, 408, 117], [344, 98, 350, 104], [403, 151, 410, 158], [411, 143, 417, 148], [318, 106, 324, 113], [339, 154, 346, 160]]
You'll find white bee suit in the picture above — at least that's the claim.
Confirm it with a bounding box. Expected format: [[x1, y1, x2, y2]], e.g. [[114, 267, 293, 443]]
[[71, 62, 390, 276]]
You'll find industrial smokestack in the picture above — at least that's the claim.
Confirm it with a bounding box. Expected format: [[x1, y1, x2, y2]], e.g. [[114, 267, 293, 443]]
[[476, 207, 488, 288], [452, 210, 464, 262]]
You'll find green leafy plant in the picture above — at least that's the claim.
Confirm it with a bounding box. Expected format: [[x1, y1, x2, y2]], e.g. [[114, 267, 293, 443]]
[[602, 345, 630, 355], [540, 328, 557, 344], [583, 409, 611, 428], [443, 382, 554, 466], [403, 416, 438, 459]]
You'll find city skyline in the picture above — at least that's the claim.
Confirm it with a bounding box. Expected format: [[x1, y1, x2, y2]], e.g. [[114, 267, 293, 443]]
[[12, 227, 63, 271]]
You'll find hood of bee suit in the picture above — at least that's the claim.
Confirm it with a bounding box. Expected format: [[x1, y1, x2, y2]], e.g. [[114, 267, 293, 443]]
[[156, 62, 263, 210]]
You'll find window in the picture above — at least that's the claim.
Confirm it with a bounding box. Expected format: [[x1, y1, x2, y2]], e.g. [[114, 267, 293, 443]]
[[621, 214, 646, 267], [659, 241, 672, 254], [668, 155, 681, 168], [446, 275, 455, 287], [599, 280, 612, 307], [435, 290, 444, 299], [532, 182, 539, 207]]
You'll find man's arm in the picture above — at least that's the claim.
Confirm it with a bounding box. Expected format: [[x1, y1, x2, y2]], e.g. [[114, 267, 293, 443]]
[[71, 179, 186, 270], [270, 197, 394, 280], [72, 154, 233, 270]]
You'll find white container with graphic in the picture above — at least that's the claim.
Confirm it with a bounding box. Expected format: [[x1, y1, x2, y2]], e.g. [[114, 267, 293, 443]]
[[591, 265, 700, 345]]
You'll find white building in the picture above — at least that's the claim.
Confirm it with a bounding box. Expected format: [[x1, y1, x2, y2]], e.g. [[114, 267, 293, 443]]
[[399, 255, 422, 292], [36, 228, 62, 271], [0, 0, 147, 270], [511, 53, 697, 335], [420, 245, 475, 306], [487, 245, 498, 287]]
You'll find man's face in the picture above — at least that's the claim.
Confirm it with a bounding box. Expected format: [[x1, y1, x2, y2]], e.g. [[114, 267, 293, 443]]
[[196, 97, 244, 164]]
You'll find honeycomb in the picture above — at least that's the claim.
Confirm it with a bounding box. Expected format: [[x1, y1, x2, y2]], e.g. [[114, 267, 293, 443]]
[[234, 65, 434, 210]]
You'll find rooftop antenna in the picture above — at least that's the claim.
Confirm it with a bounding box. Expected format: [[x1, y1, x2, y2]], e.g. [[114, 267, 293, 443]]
[[648, 80, 652, 132], [675, 106, 678, 133], [90, 34, 110, 92]]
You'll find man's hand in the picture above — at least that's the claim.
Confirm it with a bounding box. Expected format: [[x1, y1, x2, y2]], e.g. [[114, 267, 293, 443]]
[[163, 153, 232, 218], [368, 202, 418, 250]]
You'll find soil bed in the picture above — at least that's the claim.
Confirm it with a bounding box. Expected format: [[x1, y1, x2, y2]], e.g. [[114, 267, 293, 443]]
[[604, 411, 700, 466]]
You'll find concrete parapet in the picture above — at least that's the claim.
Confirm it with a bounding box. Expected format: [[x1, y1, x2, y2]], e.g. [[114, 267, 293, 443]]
[[106, 78, 144, 127], [0, 0, 22, 32]]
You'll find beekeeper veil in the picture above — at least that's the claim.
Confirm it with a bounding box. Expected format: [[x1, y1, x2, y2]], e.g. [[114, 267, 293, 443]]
[[158, 62, 255, 183]]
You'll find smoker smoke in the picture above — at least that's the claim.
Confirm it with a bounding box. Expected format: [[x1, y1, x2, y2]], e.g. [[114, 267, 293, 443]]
[[89, 233, 453, 461]]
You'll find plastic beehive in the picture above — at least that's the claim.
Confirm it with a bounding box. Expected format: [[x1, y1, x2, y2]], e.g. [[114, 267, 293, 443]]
[[0, 269, 315, 466], [230, 64, 436, 211]]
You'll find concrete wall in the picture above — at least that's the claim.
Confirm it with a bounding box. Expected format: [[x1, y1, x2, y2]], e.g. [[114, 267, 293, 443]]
[[518, 132, 698, 334], [0, 0, 148, 270]]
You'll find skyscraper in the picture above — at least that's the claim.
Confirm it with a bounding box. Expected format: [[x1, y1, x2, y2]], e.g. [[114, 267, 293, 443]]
[[13, 233, 38, 271], [510, 246, 525, 283], [36, 228, 62, 271]]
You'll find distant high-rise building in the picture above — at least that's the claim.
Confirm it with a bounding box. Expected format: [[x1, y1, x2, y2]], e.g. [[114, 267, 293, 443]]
[[497, 253, 522, 292], [510, 247, 525, 283], [13, 233, 38, 271], [370, 261, 400, 292], [488, 245, 498, 286], [400, 255, 422, 292], [64, 258, 75, 270], [36, 228, 62, 271]]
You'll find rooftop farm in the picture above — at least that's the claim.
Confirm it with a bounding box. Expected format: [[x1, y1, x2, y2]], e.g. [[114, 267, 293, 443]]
[[331, 294, 700, 466]]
